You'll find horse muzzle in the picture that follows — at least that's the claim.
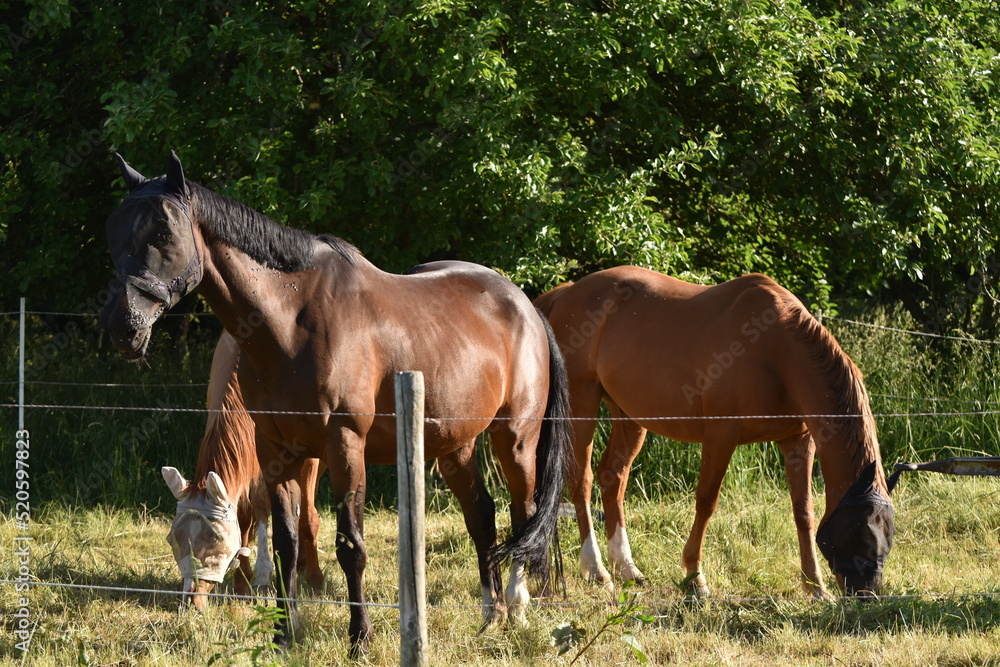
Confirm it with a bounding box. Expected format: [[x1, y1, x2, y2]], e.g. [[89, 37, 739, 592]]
[[836, 570, 883, 600], [107, 327, 153, 361], [181, 578, 216, 611], [98, 282, 165, 360]]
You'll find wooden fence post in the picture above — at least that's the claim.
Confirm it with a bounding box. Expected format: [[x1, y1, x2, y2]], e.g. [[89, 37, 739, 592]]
[[396, 371, 427, 667]]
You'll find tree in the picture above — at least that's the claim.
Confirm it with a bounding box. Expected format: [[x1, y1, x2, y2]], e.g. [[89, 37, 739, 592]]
[[2, 0, 998, 337]]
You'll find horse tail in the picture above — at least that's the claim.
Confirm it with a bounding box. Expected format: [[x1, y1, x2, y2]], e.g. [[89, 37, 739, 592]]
[[497, 312, 573, 568]]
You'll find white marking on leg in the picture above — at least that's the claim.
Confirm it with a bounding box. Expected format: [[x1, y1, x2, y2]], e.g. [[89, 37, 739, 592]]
[[505, 559, 530, 626], [181, 577, 195, 606], [252, 519, 274, 587], [608, 524, 645, 583], [580, 526, 612, 583], [480, 584, 505, 627]]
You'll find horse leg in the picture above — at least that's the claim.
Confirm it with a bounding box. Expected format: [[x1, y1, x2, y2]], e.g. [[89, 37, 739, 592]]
[[297, 458, 325, 592], [261, 451, 305, 647], [681, 438, 738, 597], [777, 432, 831, 599], [250, 481, 274, 588], [438, 442, 505, 630], [595, 400, 648, 584], [327, 441, 373, 658], [235, 497, 255, 598], [567, 383, 612, 585], [489, 423, 538, 626]]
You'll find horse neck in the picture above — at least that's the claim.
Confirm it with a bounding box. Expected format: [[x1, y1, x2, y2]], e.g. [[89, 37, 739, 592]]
[[789, 315, 886, 509], [812, 411, 884, 512], [187, 191, 369, 362]]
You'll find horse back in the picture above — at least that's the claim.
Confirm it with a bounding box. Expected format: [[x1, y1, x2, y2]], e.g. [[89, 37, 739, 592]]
[[289, 259, 554, 461], [542, 266, 841, 443]]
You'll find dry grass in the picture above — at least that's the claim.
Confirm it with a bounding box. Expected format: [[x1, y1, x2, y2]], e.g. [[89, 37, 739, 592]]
[[3, 472, 1000, 665]]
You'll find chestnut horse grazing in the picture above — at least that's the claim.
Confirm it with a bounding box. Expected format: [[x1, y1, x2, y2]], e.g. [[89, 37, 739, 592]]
[[161, 331, 324, 609], [535, 266, 894, 598], [98, 152, 572, 657]]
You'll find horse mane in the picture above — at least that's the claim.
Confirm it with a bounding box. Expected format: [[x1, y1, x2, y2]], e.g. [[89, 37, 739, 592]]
[[191, 344, 259, 502], [784, 300, 881, 468], [189, 181, 360, 271]]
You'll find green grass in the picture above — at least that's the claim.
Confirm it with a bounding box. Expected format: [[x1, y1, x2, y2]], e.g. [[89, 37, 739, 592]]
[[3, 475, 1000, 665]]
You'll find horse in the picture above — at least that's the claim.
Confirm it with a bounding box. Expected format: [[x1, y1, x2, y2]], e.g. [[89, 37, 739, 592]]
[[98, 151, 573, 657], [534, 265, 895, 598], [160, 331, 325, 610]]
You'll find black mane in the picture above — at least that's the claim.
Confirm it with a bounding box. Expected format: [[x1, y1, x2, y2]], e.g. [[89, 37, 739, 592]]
[[188, 181, 357, 271]]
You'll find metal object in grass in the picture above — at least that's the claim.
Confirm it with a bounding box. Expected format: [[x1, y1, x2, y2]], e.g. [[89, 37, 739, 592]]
[[887, 457, 1000, 492]]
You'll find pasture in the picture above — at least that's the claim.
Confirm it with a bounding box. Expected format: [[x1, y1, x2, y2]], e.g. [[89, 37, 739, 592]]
[[3, 307, 1000, 665], [3, 476, 1000, 666]]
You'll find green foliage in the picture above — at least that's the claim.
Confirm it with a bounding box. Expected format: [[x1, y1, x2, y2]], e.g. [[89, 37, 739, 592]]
[[208, 605, 287, 667], [2, 0, 999, 335], [552, 581, 655, 664]]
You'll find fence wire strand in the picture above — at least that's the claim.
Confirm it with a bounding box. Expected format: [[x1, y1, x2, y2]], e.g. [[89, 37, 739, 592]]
[[3, 578, 999, 612]]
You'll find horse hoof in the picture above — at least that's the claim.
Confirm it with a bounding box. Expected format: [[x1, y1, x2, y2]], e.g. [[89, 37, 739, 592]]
[[813, 588, 835, 601], [687, 583, 710, 600], [478, 603, 507, 634], [347, 622, 374, 660], [477, 616, 504, 635], [507, 609, 529, 629], [616, 565, 647, 585], [581, 566, 613, 586]]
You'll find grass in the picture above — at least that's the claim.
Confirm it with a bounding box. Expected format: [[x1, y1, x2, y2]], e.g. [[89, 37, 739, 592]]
[[3, 307, 1000, 664], [3, 473, 1000, 665]]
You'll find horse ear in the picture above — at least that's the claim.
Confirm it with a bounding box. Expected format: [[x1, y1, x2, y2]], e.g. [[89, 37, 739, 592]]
[[165, 150, 186, 196], [161, 466, 189, 500], [846, 461, 878, 498], [885, 469, 903, 495], [115, 153, 147, 192], [206, 471, 232, 507]]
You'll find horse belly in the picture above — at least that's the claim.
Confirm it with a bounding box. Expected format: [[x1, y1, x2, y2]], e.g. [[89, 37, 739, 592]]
[[360, 414, 494, 465]]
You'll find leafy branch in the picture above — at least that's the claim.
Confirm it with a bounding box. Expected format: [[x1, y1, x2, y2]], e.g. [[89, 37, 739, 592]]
[[552, 581, 656, 664]]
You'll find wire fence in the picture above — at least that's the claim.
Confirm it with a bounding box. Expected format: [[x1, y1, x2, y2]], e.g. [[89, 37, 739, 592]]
[[4, 577, 999, 611], [4, 308, 1000, 616]]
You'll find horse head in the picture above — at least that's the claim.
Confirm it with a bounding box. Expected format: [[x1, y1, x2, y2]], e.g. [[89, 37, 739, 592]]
[[815, 461, 895, 597], [162, 467, 248, 610], [98, 152, 202, 360]]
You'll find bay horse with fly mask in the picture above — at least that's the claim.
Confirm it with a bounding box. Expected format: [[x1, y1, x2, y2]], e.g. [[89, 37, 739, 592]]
[[160, 331, 325, 609], [535, 265, 894, 598], [98, 151, 572, 657]]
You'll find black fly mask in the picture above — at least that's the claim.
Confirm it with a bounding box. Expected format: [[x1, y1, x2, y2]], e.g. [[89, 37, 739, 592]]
[[815, 460, 894, 596], [98, 152, 202, 356]]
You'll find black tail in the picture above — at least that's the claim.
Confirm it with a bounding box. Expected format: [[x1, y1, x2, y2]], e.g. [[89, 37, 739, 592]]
[[497, 313, 573, 566]]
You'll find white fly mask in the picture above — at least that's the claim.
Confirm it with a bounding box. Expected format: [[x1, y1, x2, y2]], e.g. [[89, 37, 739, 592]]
[[162, 467, 250, 588]]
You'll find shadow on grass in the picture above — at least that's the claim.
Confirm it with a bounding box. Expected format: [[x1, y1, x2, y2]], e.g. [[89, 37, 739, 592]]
[[30, 552, 275, 614], [650, 594, 1000, 641]]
